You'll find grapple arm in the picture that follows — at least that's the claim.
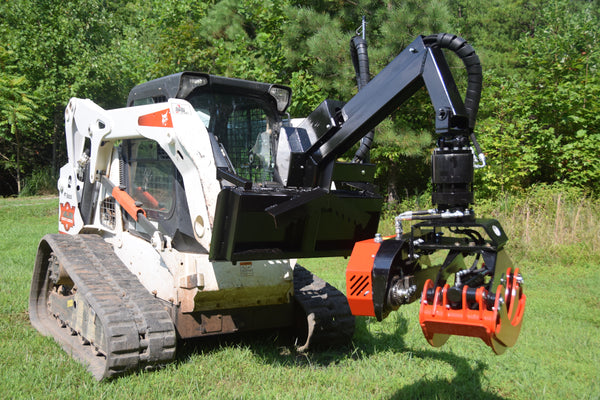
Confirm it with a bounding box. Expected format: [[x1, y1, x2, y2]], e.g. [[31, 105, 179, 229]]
[[276, 34, 476, 189], [343, 34, 525, 354]]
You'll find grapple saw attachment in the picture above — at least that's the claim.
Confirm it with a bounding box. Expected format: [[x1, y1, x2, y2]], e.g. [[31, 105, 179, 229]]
[[343, 33, 526, 354], [346, 217, 526, 354]]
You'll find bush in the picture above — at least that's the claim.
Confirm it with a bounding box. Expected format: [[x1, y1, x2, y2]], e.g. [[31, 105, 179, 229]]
[[484, 184, 600, 263], [20, 168, 57, 196], [381, 183, 600, 265]]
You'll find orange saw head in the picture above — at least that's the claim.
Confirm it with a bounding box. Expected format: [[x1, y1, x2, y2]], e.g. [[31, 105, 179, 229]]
[[346, 219, 526, 354]]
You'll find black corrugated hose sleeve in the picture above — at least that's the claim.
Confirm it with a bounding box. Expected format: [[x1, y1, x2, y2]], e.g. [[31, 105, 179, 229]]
[[423, 33, 482, 132], [350, 36, 371, 90], [350, 35, 374, 163]]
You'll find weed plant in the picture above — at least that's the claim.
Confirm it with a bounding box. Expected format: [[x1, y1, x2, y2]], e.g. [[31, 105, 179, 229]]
[[478, 185, 600, 263], [383, 183, 600, 263], [19, 169, 58, 197]]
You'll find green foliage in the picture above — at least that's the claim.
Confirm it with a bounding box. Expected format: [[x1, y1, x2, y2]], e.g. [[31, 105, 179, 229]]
[[369, 118, 433, 200], [287, 70, 324, 117], [0, 61, 43, 194], [475, 0, 600, 196], [475, 183, 600, 268], [147, 0, 289, 84], [0, 0, 145, 194], [448, 0, 545, 72], [0, 75, 37, 136], [1, 0, 599, 199], [280, 5, 353, 102], [20, 168, 58, 197]]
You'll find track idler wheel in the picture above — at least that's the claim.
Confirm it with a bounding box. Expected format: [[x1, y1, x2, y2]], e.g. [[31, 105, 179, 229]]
[[419, 268, 526, 354]]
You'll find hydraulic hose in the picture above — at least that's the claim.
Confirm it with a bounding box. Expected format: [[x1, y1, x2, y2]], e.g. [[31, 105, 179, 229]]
[[423, 33, 484, 160], [350, 35, 374, 163], [423, 33, 482, 132], [350, 35, 370, 90]]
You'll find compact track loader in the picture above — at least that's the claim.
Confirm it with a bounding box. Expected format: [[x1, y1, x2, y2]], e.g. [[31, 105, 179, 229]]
[[29, 33, 525, 380]]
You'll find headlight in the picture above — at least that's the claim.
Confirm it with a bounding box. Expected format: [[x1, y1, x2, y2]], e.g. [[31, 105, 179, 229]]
[[269, 86, 291, 113], [180, 74, 209, 98]]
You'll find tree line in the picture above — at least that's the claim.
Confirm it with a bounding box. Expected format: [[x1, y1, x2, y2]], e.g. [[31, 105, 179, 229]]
[[1, 0, 598, 198]]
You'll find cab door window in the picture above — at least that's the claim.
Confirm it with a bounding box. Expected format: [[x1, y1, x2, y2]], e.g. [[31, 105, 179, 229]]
[[125, 139, 175, 219]]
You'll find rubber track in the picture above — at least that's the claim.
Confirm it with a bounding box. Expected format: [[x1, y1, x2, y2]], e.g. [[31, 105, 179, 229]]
[[29, 234, 176, 380], [293, 264, 355, 351]]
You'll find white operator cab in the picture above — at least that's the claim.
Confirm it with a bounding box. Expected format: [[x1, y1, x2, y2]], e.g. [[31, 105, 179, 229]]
[[58, 95, 296, 339]]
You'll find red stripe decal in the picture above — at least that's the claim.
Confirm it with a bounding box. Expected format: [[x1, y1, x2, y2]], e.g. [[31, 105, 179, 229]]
[[138, 109, 173, 127]]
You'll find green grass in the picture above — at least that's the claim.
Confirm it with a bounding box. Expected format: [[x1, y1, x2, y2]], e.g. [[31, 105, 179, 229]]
[[1, 193, 599, 399]]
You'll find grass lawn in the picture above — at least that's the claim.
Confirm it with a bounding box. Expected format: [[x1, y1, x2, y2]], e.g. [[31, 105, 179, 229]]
[[0, 195, 598, 399]]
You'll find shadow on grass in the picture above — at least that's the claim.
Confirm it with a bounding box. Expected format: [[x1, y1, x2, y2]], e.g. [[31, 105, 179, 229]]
[[387, 351, 504, 400], [354, 315, 505, 400], [173, 315, 505, 399], [173, 326, 351, 367]]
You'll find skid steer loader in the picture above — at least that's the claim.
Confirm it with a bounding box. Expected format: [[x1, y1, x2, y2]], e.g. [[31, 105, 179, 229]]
[[29, 33, 525, 380]]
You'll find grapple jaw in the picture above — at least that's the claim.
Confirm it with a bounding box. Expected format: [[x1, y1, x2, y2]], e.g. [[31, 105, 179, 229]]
[[419, 264, 526, 354], [345, 218, 526, 354]]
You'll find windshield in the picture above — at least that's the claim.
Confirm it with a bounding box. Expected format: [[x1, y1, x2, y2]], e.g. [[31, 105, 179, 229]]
[[187, 91, 279, 183]]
